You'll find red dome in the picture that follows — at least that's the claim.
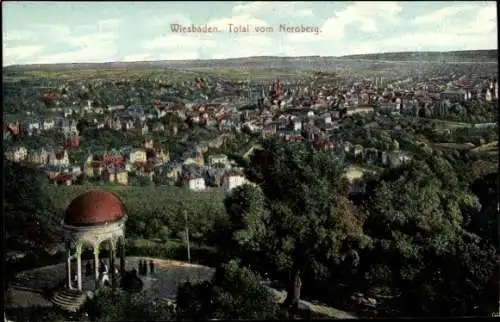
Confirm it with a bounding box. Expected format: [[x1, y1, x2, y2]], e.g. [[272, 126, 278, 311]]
[[64, 190, 125, 226]]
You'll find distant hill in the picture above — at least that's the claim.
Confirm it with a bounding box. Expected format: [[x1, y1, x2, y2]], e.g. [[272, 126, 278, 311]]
[[3, 50, 496, 73], [339, 50, 498, 62]]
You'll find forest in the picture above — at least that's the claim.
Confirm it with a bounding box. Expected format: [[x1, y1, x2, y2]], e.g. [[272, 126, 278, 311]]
[[4, 137, 498, 320]]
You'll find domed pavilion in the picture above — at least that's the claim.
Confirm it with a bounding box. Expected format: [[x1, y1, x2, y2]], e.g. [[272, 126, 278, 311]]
[[62, 190, 127, 291], [6, 189, 216, 315]]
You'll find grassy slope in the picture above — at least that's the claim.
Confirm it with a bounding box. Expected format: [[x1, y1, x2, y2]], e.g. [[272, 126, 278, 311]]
[[470, 141, 499, 157], [5, 67, 310, 83], [432, 142, 476, 150], [431, 119, 472, 129], [340, 50, 498, 62], [47, 184, 226, 219]]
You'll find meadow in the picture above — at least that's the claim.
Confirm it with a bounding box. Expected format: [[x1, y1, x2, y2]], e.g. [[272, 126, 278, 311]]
[[47, 184, 228, 246]]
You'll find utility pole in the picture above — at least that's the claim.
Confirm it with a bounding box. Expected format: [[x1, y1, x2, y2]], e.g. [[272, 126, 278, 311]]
[[184, 209, 191, 263], [497, 202, 500, 317]]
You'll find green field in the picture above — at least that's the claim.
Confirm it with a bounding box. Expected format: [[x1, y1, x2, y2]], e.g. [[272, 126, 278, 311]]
[[16, 68, 200, 82], [47, 184, 226, 220], [430, 119, 472, 130], [432, 142, 476, 150], [210, 68, 311, 81], [5, 67, 313, 83], [470, 141, 499, 156]]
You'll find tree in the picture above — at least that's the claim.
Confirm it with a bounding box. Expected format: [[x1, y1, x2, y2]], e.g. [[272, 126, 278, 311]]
[[361, 158, 498, 316], [218, 184, 267, 268], [177, 260, 284, 320], [4, 161, 60, 252], [223, 139, 368, 314], [5, 307, 73, 322], [76, 118, 90, 134], [4, 161, 63, 292], [130, 175, 152, 187], [83, 288, 176, 321], [469, 172, 499, 246]]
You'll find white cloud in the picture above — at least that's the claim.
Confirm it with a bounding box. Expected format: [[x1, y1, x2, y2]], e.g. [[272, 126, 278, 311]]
[[34, 42, 118, 64], [232, 1, 313, 17], [208, 14, 269, 31], [2, 19, 122, 65], [211, 36, 276, 59], [32, 24, 71, 38], [412, 6, 466, 24], [3, 30, 38, 42], [158, 51, 201, 60], [142, 34, 217, 51], [98, 19, 122, 32], [122, 51, 200, 61], [122, 53, 153, 62], [409, 3, 496, 44], [3, 2, 497, 64], [280, 45, 319, 57], [462, 3, 497, 34], [36, 30, 119, 64], [74, 25, 96, 34], [285, 1, 497, 55], [3, 44, 44, 66], [359, 20, 378, 32], [285, 1, 403, 43], [340, 31, 497, 56], [145, 13, 192, 28], [64, 32, 117, 48]]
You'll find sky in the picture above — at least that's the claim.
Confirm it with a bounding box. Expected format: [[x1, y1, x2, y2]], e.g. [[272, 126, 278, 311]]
[[3, 1, 498, 66]]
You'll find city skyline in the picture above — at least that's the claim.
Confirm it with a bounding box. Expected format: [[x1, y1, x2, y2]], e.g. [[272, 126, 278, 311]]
[[3, 1, 497, 66]]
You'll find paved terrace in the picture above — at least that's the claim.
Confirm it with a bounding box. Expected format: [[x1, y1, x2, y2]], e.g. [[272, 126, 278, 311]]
[[6, 257, 356, 319], [6, 257, 215, 309]]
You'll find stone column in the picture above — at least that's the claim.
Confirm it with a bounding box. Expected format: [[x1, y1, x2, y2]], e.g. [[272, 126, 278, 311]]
[[66, 249, 72, 290], [76, 243, 83, 291], [110, 239, 116, 288], [120, 237, 126, 276], [93, 243, 100, 289]]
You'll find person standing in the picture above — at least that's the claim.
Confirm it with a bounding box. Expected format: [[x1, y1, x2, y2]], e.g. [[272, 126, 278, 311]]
[[85, 261, 92, 276], [149, 260, 154, 274], [138, 260, 143, 275]]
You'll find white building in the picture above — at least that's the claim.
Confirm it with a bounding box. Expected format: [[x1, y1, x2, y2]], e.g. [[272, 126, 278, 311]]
[[346, 107, 375, 116], [343, 166, 366, 194], [188, 177, 206, 191], [293, 120, 302, 131], [41, 119, 55, 131], [28, 121, 40, 133], [49, 150, 70, 167], [208, 154, 228, 168], [128, 149, 147, 164], [485, 89, 492, 102], [5, 146, 28, 162], [72, 166, 82, 177], [222, 173, 246, 192]]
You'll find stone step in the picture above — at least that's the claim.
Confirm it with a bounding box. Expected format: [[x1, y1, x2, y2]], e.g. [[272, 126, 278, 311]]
[[50, 291, 86, 312], [9, 284, 43, 294], [11, 282, 51, 290], [51, 297, 86, 308], [14, 276, 53, 285], [55, 293, 84, 303], [53, 290, 83, 298], [54, 291, 84, 300], [58, 288, 83, 295], [51, 296, 83, 307], [50, 299, 80, 312]]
